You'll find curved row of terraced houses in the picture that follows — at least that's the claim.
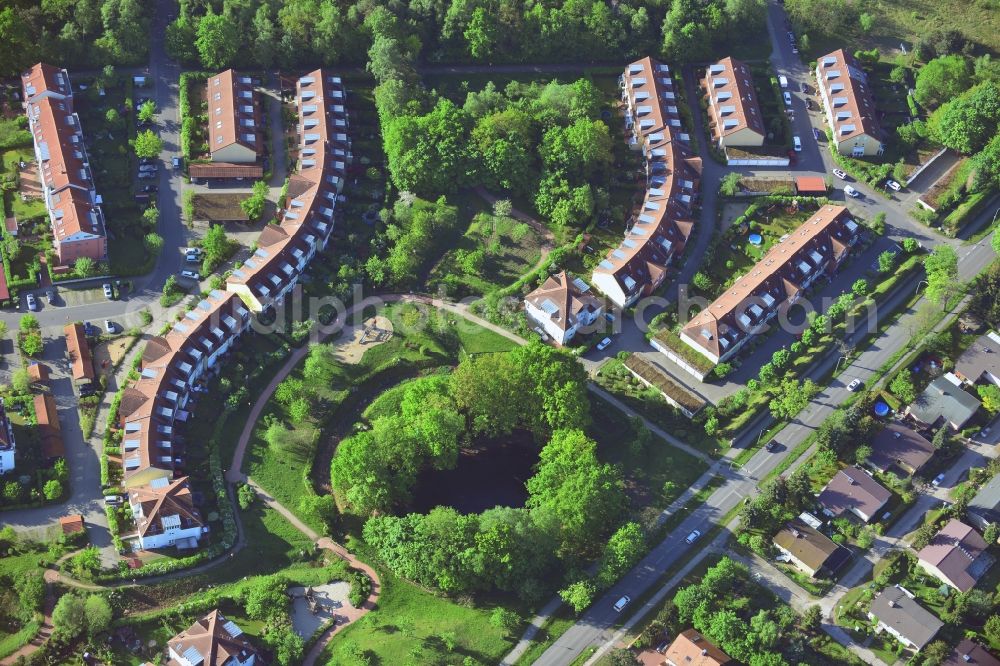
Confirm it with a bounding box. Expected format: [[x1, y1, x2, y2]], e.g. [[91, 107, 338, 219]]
[[115, 69, 350, 552], [591, 57, 702, 310]]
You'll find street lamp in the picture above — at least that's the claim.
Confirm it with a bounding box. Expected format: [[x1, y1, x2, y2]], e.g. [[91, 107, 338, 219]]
[[916, 280, 928, 292], [835, 355, 849, 373]]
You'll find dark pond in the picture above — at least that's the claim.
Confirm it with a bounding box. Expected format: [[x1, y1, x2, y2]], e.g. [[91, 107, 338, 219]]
[[411, 430, 538, 514]]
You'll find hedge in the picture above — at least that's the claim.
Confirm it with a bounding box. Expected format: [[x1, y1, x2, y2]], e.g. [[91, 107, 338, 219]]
[[941, 188, 995, 234]]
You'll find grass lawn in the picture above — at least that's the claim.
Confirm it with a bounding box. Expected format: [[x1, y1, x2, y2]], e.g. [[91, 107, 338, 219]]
[[319, 558, 520, 665], [588, 393, 709, 528], [869, 0, 1000, 57], [699, 200, 818, 296], [244, 302, 515, 531], [192, 193, 251, 222], [514, 605, 578, 665]]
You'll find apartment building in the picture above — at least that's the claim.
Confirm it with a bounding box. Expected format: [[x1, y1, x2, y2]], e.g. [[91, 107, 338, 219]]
[[703, 57, 766, 148], [118, 290, 251, 488], [207, 70, 261, 163], [680, 205, 859, 364], [593, 57, 700, 308], [21, 63, 107, 266], [0, 398, 15, 475], [226, 70, 350, 313], [128, 476, 204, 551], [816, 49, 884, 157], [116, 71, 350, 553], [524, 271, 604, 345]]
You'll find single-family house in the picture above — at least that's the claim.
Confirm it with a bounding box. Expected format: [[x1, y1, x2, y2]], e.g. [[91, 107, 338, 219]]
[[524, 271, 604, 346], [916, 519, 991, 592], [868, 585, 943, 652], [817, 466, 891, 523], [954, 331, 1000, 387], [906, 376, 982, 430], [21, 63, 108, 266], [128, 476, 204, 551], [64, 323, 95, 384], [166, 610, 262, 666], [815, 49, 884, 157], [968, 473, 1000, 532], [680, 205, 859, 365], [0, 398, 15, 475], [34, 393, 64, 462], [663, 629, 731, 666], [942, 639, 1000, 666], [703, 57, 766, 148], [868, 423, 935, 476], [207, 70, 261, 164], [773, 518, 851, 577]]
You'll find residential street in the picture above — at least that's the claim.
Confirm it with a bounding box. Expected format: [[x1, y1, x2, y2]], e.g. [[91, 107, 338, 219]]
[[531, 0, 1000, 662]]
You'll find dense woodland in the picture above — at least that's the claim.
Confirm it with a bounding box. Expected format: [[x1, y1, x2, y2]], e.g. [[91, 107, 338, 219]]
[[0, 0, 149, 75], [162, 0, 764, 70], [332, 343, 640, 603]]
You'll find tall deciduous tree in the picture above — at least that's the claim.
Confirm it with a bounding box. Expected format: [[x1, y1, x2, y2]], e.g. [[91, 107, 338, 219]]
[[196, 11, 239, 69]]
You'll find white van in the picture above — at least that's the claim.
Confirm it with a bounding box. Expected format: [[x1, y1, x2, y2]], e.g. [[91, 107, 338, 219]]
[[613, 595, 631, 612], [778, 75, 789, 89]]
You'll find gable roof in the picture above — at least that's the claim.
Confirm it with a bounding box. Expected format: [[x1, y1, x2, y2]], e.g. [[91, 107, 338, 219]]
[[681, 206, 858, 360], [167, 610, 259, 666], [774, 518, 850, 572], [34, 393, 64, 459], [817, 466, 891, 519], [63, 323, 95, 381], [21, 63, 72, 102], [869, 586, 943, 650], [955, 331, 1000, 384], [943, 639, 1000, 666], [816, 49, 883, 143], [664, 629, 731, 666], [908, 376, 982, 429], [704, 57, 766, 140], [970, 473, 1000, 527], [917, 519, 988, 592], [525, 271, 603, 333], [129, 476, 202, 538], [868, 423, 935, 474], [207, 70, 261, 157]]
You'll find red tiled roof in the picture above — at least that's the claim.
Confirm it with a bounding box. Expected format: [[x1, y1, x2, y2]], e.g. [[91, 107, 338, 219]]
[[63, 323, 95, 381], [207, 70, 261, 158], [816, 49, 883, 144], [704, 57, 766, 141]]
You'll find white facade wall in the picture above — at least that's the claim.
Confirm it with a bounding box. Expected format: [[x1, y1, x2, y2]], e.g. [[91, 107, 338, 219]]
[[0, 449, 13, 474], [211, 142, 257, 164]]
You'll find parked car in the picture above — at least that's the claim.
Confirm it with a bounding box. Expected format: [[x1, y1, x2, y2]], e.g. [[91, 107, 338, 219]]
[[104, 319, 116, 333], [103, 283, 114, 300], [25, 293, 38, 311], [172, 156, 182, 170], [46, 289, 56, 304], [684, 529, 702, 545], [613, 596, 631, 612], [844, 185, 861, 198], [886, 179, 902, 191], [791, 44, 799, 54], [778, 75, 789, 89], [805, 98, 814, 110], [932, 473, 946, 487], [656, 640, 670, 654], [138, 164, 157, 173], [596, 337, 613, 351], [83, 321, 98, 336], [142, 185, 158, 193], [783, 92, 792, 106], [103, 495, 121, 505], [832, 169, 847, 180], [813, 127, 822, 141], [800, 81, 809, 93], [138, 171, 156, 179], [180, 270, 200, 280], [793, 136, 802, 152], [847, 378, 863, 391]]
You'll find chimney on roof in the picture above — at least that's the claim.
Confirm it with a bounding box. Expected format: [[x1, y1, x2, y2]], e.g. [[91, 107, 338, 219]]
[[702, 649, 708, 656], [888, 599, 896, 608]]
